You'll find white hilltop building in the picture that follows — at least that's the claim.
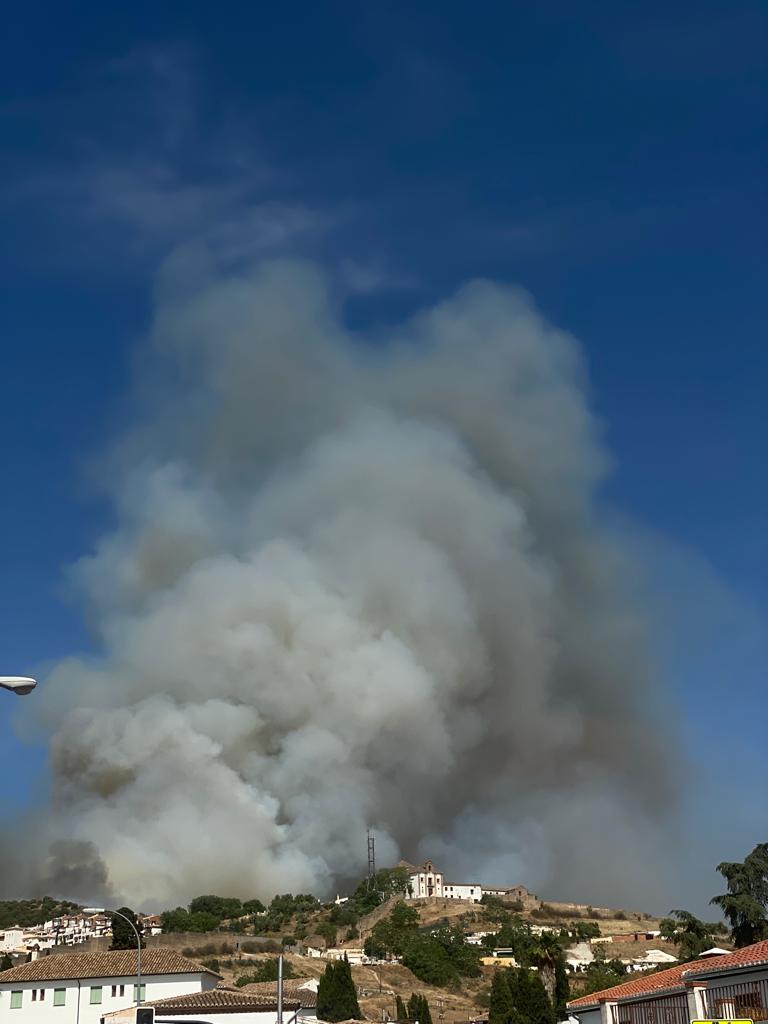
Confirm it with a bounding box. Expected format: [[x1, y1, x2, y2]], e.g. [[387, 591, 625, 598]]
[[399, 860, 483, 903]]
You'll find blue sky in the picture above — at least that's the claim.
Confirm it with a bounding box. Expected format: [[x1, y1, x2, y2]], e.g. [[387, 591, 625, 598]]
[[1, 1, 766, 911]]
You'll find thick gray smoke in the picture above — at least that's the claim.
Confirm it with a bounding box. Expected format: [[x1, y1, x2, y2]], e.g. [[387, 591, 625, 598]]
[[23, 255, 678, 908]]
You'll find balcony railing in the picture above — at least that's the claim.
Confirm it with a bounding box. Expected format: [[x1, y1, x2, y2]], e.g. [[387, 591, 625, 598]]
[[703, 977, 768, 1021], [610, 993, 690, 1024]]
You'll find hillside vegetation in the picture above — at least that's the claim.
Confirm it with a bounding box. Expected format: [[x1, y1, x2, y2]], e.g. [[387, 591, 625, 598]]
[[0, 898, 83, 929]]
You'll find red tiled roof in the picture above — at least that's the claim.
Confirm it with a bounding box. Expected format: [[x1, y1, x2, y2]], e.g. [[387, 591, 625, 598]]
[[568, 940, 768, 1011], [103, 988, 301, 1017], [146, 988, 300, 1014], [0, 949, 222, 984], [567, 961, 696, 1009], [682, 939, 768, 977], [239, 981, 318, 1008]]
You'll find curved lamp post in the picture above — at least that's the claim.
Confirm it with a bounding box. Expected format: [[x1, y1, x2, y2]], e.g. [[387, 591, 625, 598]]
[[0, 677, 37, 696], [83, 908, 143, 1005]]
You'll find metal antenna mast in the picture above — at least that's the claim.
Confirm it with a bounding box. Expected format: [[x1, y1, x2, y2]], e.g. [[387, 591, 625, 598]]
[[367, 828, 376, 882]]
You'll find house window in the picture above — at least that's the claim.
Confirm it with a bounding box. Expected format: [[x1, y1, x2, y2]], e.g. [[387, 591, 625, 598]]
[[111, 985, 126, 997], [90, 987, 103, 1005], [11, 992, 23, 1009], [54, 990, 66, 1007], [32, 991, 37, 1002], [133, 984, 146, 1001]]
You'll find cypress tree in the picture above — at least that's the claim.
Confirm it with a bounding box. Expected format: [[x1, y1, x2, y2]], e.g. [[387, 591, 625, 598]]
[[396, 996, 408, 1021], [554, 957, 569, 1018], [318, 962, 337, 1020], [511, 969, 555, 1024], [407, 994, 433, 1024], [336, 956, 362, 1020], [489, 969, 514, 1024]]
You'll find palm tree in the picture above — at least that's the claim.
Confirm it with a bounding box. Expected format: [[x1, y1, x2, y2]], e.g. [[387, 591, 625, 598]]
[[529, 933, 562, 1005]]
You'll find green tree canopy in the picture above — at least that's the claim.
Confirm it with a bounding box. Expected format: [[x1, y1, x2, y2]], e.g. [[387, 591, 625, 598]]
[[484, 917, 536, 964], [351, 867, 410, 914], [242, 899, 266, 915], [316, 921, 338, 946], [400, 933, 460, 987], [711, 843, 768, 948], [110, 907, 143, 950], [160, 907, 221, 933], [659, 909, 726, 961], [235, 959, 297, 986], [369, 901, 419, 958], [189, 895, 243, 920], [577, 959, 627, 997], [395, 995, 408, 1022]]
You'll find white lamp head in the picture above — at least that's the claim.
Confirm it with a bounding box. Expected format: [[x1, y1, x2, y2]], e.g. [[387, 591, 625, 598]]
[[0, 677, 37, 696]]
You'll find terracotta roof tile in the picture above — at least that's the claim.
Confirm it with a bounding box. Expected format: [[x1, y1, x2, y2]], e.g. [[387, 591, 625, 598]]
[[0, 949, 222, 984], [567, 961, 696, 1009], [682, 940, 768, 977], [239, 980, 318, 1007], [143, 988, 300, 1013]]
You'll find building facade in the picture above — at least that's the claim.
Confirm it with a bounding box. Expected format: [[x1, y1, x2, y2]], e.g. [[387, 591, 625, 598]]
[[443, 884, 483, 903], [0, 949, 220, 1024], [405, 861, 444, 899]]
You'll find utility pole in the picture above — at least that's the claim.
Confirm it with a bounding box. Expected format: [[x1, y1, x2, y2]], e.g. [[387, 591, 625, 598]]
[[277, 953, 283, 1024]]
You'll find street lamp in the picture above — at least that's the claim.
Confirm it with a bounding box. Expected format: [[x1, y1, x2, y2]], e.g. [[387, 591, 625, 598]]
[[83, 908, 143, 1005], [0, 677, 37, 696]]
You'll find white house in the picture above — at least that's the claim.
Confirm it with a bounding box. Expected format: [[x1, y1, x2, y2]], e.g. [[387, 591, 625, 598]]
[[629, 949, 678, 970], [35, 916, 113, 949], [443, 884, 483, 903], [0, 949, 220, 1024], [568, 939, 768, 1024], [103, 987, 304, 1024], [1, 929, 26, 954], [324, 948, 366, 965]]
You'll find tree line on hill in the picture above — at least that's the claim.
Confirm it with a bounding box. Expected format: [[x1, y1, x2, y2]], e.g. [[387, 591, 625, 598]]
[[0, 897, 83, 929]]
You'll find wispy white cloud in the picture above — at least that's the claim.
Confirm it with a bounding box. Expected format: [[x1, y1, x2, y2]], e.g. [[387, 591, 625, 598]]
[[3, 45, 333, 275]]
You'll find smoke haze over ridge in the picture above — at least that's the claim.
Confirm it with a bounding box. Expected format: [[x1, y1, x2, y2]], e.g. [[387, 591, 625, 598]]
[[10, 254, 679, 909]]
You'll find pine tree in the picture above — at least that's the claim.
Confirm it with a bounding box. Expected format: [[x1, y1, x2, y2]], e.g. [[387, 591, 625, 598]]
[[396, 996, 408, 1022], [711, 844, 768, 948]]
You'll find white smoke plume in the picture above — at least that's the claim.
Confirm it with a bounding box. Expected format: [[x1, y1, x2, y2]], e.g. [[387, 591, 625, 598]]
[[14, 254, 678, 909]]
